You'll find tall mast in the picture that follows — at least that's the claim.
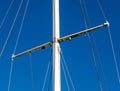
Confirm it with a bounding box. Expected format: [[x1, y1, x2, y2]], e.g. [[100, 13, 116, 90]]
[[53, 0, 61, 91]]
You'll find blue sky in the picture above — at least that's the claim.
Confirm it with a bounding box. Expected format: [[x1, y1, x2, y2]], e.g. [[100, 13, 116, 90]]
[[0, 0, 120, 91]]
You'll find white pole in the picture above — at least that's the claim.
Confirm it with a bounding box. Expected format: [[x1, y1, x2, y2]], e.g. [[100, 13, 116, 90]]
[[53, 0, 61, 91]]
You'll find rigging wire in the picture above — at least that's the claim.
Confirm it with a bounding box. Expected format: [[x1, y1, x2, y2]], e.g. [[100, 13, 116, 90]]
[[87, 33, 103, 91], [48, 49, 53, 91], [96, 0, 107, 21], [0, 0, 14, 30], [48, 62, 52, 91], [57, 46, 75, 91], [97, 0, 120, 83], [8, 59, 14, 91], [29, 53, 35, 91], [91, 33, 109, 91], [91, 32, 109, 91], [59, 47, 76, 91], [0, 0, 24, 57], [107, 27, 120, 83], [79, 0, 88, 29], [79, 0, 103, 90], [82, 0, 91, 27], [61, 56, 70, 91], [42, 61, 50, 91], [82, 0, 108, 90], [13, 0, 30, 55]]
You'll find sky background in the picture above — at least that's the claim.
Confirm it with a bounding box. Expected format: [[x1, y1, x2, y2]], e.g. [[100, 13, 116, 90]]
[[0, 0, 120, 91]]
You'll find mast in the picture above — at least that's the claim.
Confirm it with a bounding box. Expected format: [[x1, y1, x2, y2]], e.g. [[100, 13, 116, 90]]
[[11, 1, 109, 90], [52, 0, 61, 91]]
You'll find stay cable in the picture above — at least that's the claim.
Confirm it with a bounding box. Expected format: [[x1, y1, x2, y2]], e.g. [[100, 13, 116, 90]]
[[0, 0, 14, 30], [0, 0, 24, 57]]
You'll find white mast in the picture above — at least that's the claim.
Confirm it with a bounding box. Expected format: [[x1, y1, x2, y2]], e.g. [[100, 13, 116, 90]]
[[11, 1, 109, 90], [52, 0, 61, 91]]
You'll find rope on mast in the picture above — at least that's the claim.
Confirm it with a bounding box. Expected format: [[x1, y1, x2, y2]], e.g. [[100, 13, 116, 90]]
[[0, 0, 14, 30], [0, 0, 24, 57], [82, 0, 91, 27], [91, 33, 109, 91], [97, 0, 120, 83], [87, 33, 103, 91], [107, 27, 120, 83], [81, 0, 109, 90], [79, 0, 103, 90], [96, 0, 107, 21], [79, 0, 88, 29], [7, 1, 29, 90], [13, 0, 30, 55]]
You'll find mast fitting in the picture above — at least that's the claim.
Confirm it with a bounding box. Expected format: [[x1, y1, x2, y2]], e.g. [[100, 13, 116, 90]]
[[104, 21, 109, 27]]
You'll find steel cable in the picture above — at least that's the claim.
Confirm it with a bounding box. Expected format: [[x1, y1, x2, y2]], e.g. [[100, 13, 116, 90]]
[[8, 59, 14, 91], [13, 0, 30, 55], [80, 0, 103, 90], [42, 61, 50, 91], [0, 0, 14, 30], [97, 0, 120, 83], [87, 33, 103, 91], [96, 0, 107, 21], [82, 0, 109, 90], [107, 27, 120, 83], [0, 0, 24, 57], [59, 48, 76, 91], [61, 58, 70, 91]]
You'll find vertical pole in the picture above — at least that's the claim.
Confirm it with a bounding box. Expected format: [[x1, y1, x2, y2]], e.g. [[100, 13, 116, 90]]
[[53, 0, 61, 91]]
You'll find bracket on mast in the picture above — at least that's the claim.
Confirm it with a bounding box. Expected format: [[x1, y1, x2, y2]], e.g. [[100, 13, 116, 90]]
[[12, 22, 109, 59]]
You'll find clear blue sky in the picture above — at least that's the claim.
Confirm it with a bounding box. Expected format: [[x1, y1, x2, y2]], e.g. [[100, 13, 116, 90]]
[[0, 0, 120, 91]]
